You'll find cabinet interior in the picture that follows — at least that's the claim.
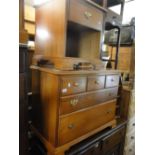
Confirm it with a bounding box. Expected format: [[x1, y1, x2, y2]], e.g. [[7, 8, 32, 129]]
[[66, 22, 101, 59]]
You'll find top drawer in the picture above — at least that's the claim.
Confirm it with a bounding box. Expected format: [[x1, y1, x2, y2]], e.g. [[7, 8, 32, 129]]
[[61, 76, 87, 96], [87, 75, 105, 91], [105, 75, 119, 88], [69, 0, 104, 31]]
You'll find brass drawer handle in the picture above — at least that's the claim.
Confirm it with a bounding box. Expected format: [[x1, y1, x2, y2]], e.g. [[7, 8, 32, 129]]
[[95, 80, 100, 85], [68, 124, 75, 129], [70, 99, 78, 106], [73, 82, 79, 87], [84, 11, 92, 19]]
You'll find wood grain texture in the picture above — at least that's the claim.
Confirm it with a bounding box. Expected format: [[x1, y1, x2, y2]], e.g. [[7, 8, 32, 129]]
[[31, 70, 60, 146], [69, 0, 104, 31], [58, 100, 116, 145], [87, 75, 105, 91], [79, 31, 101, 59], [35, 0, 67, 57], [105, 75, 120, 88], [60, 87, 118, 115], [30, 65, 121, 76], [60, 76, 87, 96]]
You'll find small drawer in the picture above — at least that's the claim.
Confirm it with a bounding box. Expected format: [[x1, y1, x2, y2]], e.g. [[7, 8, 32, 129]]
[[61, 76, 87, 96], [69, 0, 104, 31], [60, 87, 118, 115], [87, 76, 105, 91], [105, 75, 120, 88], [103, 127, 125, 153], [58, 100, 116, 145]]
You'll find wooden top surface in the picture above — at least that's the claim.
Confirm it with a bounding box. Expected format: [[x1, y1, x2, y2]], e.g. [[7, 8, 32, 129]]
[[30, 65, 121, 76]]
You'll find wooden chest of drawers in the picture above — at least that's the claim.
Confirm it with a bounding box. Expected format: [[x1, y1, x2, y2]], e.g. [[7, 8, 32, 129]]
[[31, 67, 120, 154]]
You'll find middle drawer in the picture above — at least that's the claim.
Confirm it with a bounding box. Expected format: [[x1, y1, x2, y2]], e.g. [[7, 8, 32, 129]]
[[60, 87, 118, 115]]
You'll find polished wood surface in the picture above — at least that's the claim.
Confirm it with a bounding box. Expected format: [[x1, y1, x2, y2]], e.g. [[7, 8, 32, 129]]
[[61, 76, 87, 96], [31, 65, 121, 75], [35, 0, 67, 57], [59, 100, 116, 145], [87, 75, 105, 91], [60, 87, 118, 115], [31, 67, 120, 151], [105, 75, 120, 88], [31, 120, 116, 155], [78, 31, 101, 59], [69, 0, 104, 31], [29, 0, 127, 154]]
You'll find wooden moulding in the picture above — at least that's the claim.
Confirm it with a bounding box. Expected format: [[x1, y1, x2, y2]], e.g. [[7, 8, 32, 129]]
[[31, 119, 116, 155]]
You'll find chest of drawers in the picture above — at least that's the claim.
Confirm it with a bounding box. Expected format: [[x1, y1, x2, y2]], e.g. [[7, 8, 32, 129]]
[[30, 67, 121, 155]]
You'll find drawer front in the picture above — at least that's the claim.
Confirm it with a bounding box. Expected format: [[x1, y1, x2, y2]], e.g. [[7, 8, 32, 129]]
[[60, 87, 118, 115], [105, 75, 120, 88], [103, 127, 125, 153], [58, 100, 116, 145], [87, 76, 105, 91], [61, 77, 87, 96], [69, 0, 104, 31]]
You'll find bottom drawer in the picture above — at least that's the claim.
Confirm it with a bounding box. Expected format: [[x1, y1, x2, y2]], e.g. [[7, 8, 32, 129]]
[[58, 100, 116, 145]]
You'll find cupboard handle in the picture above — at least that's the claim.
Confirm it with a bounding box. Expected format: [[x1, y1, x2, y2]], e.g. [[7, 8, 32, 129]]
[[95, 80, 100, 85], [73, 82, 79, 87], [84, 11, 92, 19], [68, 124, 75, 129], [70, 99, 78, 106]]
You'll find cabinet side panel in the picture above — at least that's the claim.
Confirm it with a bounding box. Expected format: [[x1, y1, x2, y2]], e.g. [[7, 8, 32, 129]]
[[40, 72, 60, 146], [35, 0, 67, 58], [31, 70, 60, 146]]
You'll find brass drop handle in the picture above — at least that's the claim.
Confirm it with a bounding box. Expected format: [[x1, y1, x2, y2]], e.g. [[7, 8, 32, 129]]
[[68, 124, 75, 129], [73, 82, 79, 87], [70, 99, 79, 106], [84, 11, 92, 19], [95, 80, 100, 85]]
